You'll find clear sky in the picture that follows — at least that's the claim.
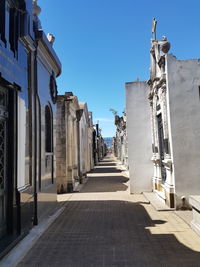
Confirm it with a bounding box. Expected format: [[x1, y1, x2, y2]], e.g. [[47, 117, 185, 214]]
[[39, 0, 200, 137]]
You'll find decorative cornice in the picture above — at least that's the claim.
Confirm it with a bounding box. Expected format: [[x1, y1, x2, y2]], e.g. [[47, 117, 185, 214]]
[[36, 30, 61, 77]]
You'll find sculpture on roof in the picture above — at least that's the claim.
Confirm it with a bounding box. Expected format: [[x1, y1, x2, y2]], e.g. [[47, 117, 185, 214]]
[[152, 18, 157, 40]]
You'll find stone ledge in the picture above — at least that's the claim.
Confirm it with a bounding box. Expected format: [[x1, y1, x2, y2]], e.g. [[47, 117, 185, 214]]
[[73, 178, 89, 192], [174, 210, 192, 226], [189, 195, 200, 237], [189, 195, 200, 211], [143, 192, 175, 211], [191, 220, 200, 237]]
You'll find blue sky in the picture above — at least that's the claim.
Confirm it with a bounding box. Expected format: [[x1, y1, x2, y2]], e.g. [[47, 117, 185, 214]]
[[39, 0, 200, 137]]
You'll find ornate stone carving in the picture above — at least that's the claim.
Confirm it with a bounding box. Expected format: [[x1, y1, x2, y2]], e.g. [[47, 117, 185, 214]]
[[158, 56, 165, 68], [47, 33, 55, 45], [163, 157, 172, 166], [151, 155, 160, 164]]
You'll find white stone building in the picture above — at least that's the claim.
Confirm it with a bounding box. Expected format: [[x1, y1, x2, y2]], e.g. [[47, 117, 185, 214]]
[[126, 35, 200, 210], [148, 37, 200, 209], [126, 82, 153, 193]]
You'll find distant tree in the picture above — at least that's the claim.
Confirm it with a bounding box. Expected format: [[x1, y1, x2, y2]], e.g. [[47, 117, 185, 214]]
[[109, 108, 118, 116]]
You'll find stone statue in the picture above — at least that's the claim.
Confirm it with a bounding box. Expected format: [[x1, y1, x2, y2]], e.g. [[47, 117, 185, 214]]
[[152, 18, 157, 40], [33, 0, 42, 29]]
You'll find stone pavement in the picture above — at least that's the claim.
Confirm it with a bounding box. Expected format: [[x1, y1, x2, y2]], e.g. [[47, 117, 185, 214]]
[[16, 155, 200, 266]]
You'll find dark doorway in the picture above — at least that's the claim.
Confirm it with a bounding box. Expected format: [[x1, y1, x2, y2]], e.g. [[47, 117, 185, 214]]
[[0, 84, 18, 241]]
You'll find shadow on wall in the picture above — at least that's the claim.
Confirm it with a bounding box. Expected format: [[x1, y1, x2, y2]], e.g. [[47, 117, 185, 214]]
[[18, 200, 200, 266]]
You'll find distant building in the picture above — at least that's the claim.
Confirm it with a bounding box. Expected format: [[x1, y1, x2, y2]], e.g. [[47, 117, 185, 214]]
[[103, 137, 113, 148], [113, 115, 128, 168], [93, 124, 106, 162], [79, 102, 94, 180]]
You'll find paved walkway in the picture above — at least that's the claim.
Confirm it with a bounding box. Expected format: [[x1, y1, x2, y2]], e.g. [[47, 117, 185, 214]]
[[17, 155, 200, 267]]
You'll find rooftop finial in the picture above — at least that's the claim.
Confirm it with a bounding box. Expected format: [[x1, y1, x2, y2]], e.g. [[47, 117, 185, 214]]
[[152, 18, 157, 40], [47, 33, 55, 45]]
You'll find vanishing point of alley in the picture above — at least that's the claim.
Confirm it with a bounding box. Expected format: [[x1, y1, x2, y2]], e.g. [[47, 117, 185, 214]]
[[6, 155, 200, 267]]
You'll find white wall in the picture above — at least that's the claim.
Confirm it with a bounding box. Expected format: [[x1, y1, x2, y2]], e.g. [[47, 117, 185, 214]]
[[126, 81, 153, 193], [166, 55, 200, 201]]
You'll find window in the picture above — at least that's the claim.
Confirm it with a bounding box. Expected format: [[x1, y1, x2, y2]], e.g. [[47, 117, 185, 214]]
[[45, 104, 53, 153], [19, 0, 29, 38], [0, 0, 22, 53], [9, 7, 19, 54]]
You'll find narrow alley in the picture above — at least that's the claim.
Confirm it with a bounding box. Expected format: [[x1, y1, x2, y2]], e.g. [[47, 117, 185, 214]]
[[5, 155, 198, 267], [1, 2, 200, 266]]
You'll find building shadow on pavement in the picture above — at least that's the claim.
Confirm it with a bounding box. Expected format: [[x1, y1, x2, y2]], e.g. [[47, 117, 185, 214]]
[[84, 158, 128, 192], [97, 163, 117, 167], [17, 200, 200, 267], [98, 159, 115, 163], [80, 176, 129, 193], [91, 168, 122, 174]]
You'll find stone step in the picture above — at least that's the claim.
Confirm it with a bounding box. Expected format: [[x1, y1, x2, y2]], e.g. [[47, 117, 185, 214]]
[[143, 192, 175, 211]]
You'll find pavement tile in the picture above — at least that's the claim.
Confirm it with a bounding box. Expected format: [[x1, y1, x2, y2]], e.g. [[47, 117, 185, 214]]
[[16, 155, 200, 267]]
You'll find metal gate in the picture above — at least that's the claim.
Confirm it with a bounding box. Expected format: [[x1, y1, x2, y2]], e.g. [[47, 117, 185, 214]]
[[0, 86, 8, 238]]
